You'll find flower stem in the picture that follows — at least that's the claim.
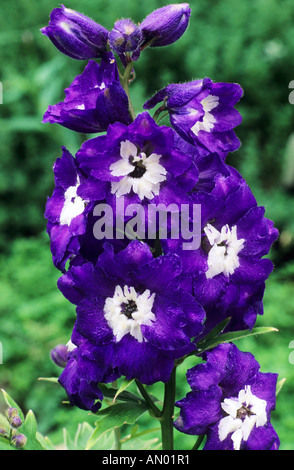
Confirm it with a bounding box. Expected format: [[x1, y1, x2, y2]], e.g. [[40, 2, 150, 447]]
[[135, 380, 161, 418], [120, 59, 136, 121], [191, 434, 205, 450], [114, 427, 122, 450], [160, 366, 176, 450]]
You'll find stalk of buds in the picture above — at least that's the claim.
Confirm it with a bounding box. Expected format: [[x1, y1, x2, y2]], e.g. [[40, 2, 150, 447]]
[[1, 407, 27, 449]]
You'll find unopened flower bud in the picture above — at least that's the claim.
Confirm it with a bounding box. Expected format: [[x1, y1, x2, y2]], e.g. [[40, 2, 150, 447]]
[[11, 416, 22, 429], [139, 3, 191, 48], [6, 407, 19, 421], [109, 19, 142, 60], [50, 344, 69, 368], [12, 433, 27, 449], [0, 427, 7, 436], [41, 5, 109, 60]]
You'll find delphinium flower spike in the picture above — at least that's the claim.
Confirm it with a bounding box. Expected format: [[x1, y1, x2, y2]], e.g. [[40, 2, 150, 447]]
[[41, 3, 280, 451]]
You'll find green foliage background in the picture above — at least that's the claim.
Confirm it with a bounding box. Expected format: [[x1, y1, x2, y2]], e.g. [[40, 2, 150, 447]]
[[0, 0, 294, 450]]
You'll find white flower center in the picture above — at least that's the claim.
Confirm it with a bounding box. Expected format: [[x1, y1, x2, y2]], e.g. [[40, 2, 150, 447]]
[[218, 385, 267, 450], [109, 140, 167, 200], [191, 94, 219, 136], [204, 223, 245, 279], [60, 177, 87, 226], [103, 285, 156, 343]]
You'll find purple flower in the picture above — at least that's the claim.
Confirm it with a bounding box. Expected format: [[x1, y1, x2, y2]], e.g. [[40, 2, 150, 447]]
[[58, 327, 119, 412], [41, 5, 109, 60], [57, 240, 205, 384], [59, 352, 103, 413], [174, 343, 280, 450], [43, 54, 131, 133], [76, 111, 198, 209], [44, 147, 107, 271], [144, 78, 243, 155], [139, 4, 191, 48], [172, 132, 230, 192], [162, 166, 278, 333], [109, 19, 142, 62]]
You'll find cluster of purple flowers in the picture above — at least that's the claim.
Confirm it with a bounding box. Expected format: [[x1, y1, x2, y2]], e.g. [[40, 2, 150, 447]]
[[42, 4, 280, 450]]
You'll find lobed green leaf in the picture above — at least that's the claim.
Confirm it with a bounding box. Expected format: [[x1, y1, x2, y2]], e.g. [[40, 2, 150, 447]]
[[86, 401, 149, 450], [197, 326, 279, 354]]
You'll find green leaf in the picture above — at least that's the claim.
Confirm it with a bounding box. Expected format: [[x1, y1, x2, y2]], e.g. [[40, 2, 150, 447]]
[[0, 437, 15, 451], [1, 389, 24, 421], [63, 427, 74, 451], [123, 436, 160, 450], [276, 378, 286, 396], [73, 423, 94, 450], [38, 377, 59, 384], [63, 422, 117, 451], [86, 401, 149, 450], [20, 410, 46, 450], [121, 424, 161, 450], [197, 326, 279, 353], [0, 413, 9, 430], [113, 379, 135, 403], [35, 433, 56, 450], [99, 383, 147, 405], [197, 317, 231, 346], [63, 423, 98, 450], [23, 410, 37, 439]]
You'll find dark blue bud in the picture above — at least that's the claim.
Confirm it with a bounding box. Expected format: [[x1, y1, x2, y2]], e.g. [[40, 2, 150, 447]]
[[50, 344, 69, 368], [41, 5, 109, 60], [109, 19, 142, 59], [139, 3, 191, 48]]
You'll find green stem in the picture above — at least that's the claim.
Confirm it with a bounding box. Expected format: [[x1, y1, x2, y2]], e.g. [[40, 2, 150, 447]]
[[9, 427, 13, 445], [120, 60, 136, 121], [114, 426, 122, 450], [160, 366, 176, 450], [191, 434, 205, 450], [111, 379, 122, 450], [135, 380, 161, 418], [156, 111, 169, 124], [153, 105, 166, 122]]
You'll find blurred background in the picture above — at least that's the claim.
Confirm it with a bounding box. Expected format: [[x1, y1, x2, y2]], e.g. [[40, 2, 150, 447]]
[[0, 0, 294, 449]]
